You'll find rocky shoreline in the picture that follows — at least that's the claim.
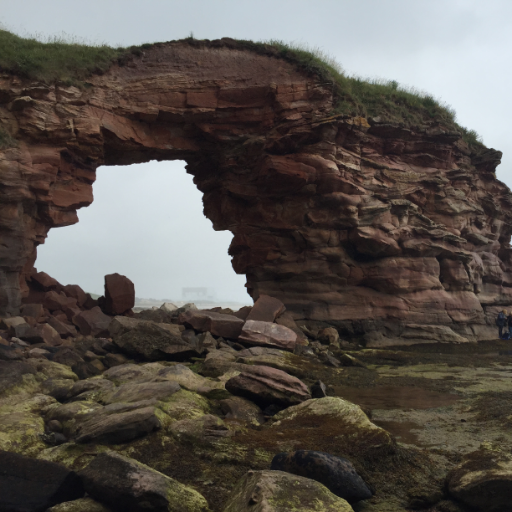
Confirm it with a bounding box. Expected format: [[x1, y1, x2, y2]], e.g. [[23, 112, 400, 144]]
[[2, 270, 512, 511]]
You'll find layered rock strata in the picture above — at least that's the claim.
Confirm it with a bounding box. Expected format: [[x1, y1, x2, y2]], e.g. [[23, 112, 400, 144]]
[[1, 39, 512, 344]]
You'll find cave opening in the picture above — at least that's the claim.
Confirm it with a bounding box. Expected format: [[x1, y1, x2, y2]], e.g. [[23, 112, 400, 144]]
[[35, 160, 251, 308]]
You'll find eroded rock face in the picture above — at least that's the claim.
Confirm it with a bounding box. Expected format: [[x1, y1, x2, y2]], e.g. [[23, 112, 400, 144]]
[[1, 40, 512, 344]]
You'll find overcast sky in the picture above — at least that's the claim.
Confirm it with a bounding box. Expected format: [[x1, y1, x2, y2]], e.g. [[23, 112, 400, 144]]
[[2, 0, 512, 302]]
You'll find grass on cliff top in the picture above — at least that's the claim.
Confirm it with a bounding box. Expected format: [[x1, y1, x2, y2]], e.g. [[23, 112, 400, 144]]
[[0, 29, 483, 146]]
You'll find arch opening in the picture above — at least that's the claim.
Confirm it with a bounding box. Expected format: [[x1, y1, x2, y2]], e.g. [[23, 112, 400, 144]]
[[35, 160, 250, 308]]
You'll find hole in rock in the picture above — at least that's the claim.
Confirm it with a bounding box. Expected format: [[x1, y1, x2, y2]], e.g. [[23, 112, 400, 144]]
[[36, 160, 250, 308]]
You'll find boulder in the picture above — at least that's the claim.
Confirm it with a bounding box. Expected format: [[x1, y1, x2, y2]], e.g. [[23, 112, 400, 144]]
[[160, 302, 178, 313], [239, 320, 297, 351], [43, 291, 78, 312], [31, 271, 61, 291], [225, 365, 311, 408], [21, 303, 44, 319], [270, 450, 373, 504], [220, 396, 265, 425], [113, 322, 201, 361], [318, 327, 339, 345], [170, 414, 232, 447], [103, 273, 135, 315], [47, 497, 112, 512], [446, 447, 512, 512], [73, 402, 162, 444], [35, 323, 63, 346], [48, 316, 78, 338], [103, 381, 181, 404], [108, 316, 182, 338], [79, 451, 211, 511], [73, 307, 111, 337], [223, 470, 353, 512], [0, 316, 26, 330], [62, 284, 88, 307], [246, 295, 286, 322], [179, 309, 244, 339], [0, 450, 84, 512], [271, 397, 394, 454]]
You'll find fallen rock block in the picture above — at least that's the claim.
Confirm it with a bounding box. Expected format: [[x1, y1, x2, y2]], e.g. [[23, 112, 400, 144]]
[[73, 307, 111, 337], [79, 451, 211, 511], [74, 402, 162, 444], [270, 450, 373, 504], [48, 316, 78, 338], [239, 320, 297, 351], [0, 450, 84, 512], [246, 294, 285, 322], [103, 381, 181, 404], [223, 470, 353, 512], [179, 309, 244, 339], [47, 497, 112, 512], [62, 284, 88, 307], [225, 365, 311, 408], [21, 303, 44, 319], [103, 273, 135, 315], [43, 291, 78, 312], [31, 271, 61, 291], [113, 321, 201, 361], [446, 446, 512, 512]]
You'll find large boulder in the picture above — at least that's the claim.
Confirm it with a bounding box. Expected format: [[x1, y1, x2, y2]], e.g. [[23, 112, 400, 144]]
[[73, 402, 162, 444], [225, 365, 311, 408], [239, 320, 297, 351], [113, 322, 201, 361], [270, 450, 372, 504], [271, 397, 394, 454], [246, 295, 285, 322], [0, 450, 84, 512], [103, 273, 135, 315], [79, 451, 211, 511], [446, 446, 512, 512], [179, 309, 244, 339], [223, 470, 353, 512], [47, 497, 112, 512], [73, 307, 111, 337]]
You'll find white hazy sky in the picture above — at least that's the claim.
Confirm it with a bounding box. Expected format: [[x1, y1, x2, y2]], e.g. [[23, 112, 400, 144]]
[[2, 0, 512, 302]]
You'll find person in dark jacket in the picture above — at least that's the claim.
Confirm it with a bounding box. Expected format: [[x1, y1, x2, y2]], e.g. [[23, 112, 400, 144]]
[[497, 310, 507, 339]]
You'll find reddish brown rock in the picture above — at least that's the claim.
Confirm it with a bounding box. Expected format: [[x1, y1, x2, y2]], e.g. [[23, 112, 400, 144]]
[[102, 273, 135, 315], [72, 307, 111, 337], [179, 309, 244, 339], [63, 284, 88, 307], [239, 320, 297, 351], [43, 291, 77, 313], [21, 303, 44, 320], [1, 40, 512, 346], [30, 271, 61, 291], [225, 365, 311, 408], [246, 295, 286, 322], [47, 316, 78, 338]]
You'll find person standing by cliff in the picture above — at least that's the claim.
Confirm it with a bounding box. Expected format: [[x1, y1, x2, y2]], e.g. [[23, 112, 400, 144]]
[[496, 310, 507, 339]]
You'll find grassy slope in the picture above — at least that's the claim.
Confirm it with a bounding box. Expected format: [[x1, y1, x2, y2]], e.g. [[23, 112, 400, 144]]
[[0, 30, 482, 147]]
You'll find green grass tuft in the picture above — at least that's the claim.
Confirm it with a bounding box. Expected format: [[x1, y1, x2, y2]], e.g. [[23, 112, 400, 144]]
[[0, 30, 485, 148], [0, 29, 125, 84]]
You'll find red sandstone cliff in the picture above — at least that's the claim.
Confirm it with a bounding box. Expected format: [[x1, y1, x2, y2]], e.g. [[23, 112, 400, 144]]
[[1, 40, 511, 345]]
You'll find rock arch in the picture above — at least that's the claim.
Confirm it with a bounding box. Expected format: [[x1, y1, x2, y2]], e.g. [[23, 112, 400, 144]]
[[1, 40, 512, 344]]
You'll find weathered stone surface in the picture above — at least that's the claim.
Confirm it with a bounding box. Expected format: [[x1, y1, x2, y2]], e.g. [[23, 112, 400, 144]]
[[73, 403, 162, 444], [270, 450, 372, 504], [103, 381, 180, 404], [79, 451, 211, 511], [2, 40, 512, 345], [225, 365, 311, 408], [62, 284, 88, 307], [47, 497, 112, 512], [72, 307, 111, 337], [272, 397, 394, 453], [220, 396, 265, 425], [246, 295, 285, 322], [0, 450, 84, 512], [446, 447, 512, 512], [108, 315, 182, 338], [239, 320, 297, 351], [48, 316, 78, 338], [179, 309, 244, 339], [223, 470, 353, 512], [113, 322, 200, 361], [103, 273, 135, 315]]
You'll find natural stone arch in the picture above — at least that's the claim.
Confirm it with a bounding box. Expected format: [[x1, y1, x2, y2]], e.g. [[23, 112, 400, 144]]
[[1, 39, 512, 345]]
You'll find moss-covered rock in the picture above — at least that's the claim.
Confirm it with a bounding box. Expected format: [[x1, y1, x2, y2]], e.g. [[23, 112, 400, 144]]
[[47, 497, 112, 512], [223, 470, 354, 511], [0, 393, 56, 456], [158, 389, 211, 422]]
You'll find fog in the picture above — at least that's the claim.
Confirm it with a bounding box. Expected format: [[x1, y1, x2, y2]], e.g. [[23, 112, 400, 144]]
[[2, 0, 512, 301]]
